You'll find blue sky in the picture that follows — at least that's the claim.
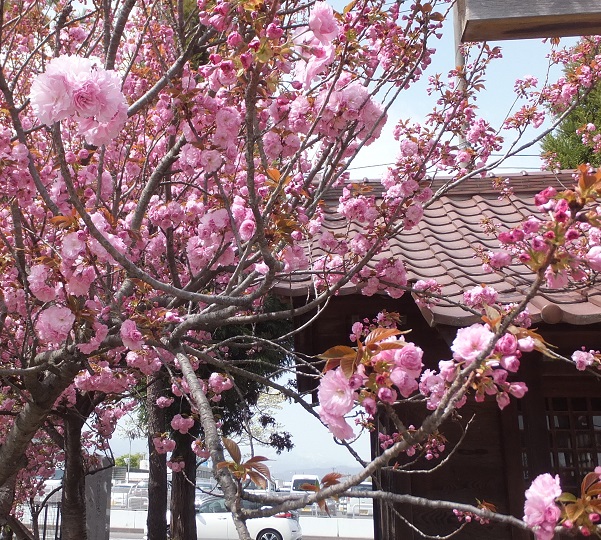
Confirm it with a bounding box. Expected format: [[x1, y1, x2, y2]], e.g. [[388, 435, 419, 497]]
[[346, 13, 577, 180]]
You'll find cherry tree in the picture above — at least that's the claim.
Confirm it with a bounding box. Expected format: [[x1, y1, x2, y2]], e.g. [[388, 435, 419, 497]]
[[0, 0, 601, 539]]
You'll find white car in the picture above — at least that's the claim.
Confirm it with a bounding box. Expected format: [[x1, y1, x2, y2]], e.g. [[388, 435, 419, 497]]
[[195, 497, 302, 540], [344, 481, 373, 517]]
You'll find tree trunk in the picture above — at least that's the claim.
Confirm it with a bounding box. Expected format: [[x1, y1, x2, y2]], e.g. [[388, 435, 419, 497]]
[[170, 430, 196, 540], [61, 411, 87, 540], [147, 373, 168, 540]]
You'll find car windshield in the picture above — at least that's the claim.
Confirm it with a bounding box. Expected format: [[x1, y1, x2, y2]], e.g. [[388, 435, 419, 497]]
[[351, 483, 372, 492], [199, 499, 227, 513], [197, 497, 264, 513], [291, 479, 318, 491]]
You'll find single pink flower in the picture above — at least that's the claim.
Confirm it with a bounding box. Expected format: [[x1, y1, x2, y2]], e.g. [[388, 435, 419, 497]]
[[239, 218, 256, 241], [524, 474, 561, 540], [390, 368, 418, 398], [451, 324, 494, 363], [120, 319, 144, 350], [309, 1, 340, 44], [317, 368, 356, 417], [319, 408, 355, 440], [36, 305, 75, 343], [587, 246, 601, 272]]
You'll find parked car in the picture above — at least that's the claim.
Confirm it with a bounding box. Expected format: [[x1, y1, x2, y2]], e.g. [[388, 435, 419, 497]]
[[343, 481, 373, 517], [144, 497, 302, 540], [288, 474, 332, 516], [289, 475, 319, 494], [195, 481, 223, 511], [110, 482, 139, 509], [195, 497, 302, 540]]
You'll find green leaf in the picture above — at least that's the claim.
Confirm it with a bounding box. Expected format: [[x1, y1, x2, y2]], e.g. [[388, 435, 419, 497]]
[[557, 492, 578, 503]]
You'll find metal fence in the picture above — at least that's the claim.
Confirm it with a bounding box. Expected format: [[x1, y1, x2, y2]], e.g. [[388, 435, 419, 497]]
[[30, 503, 61, 540]]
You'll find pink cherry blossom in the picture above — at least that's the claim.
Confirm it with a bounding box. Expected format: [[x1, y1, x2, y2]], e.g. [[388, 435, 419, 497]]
[[451, 324, 494, 364], [208, 373, 233, 394], [29, 64, 74, 124], [36, 305, 75, 343], [27, 264, 57, 302], [586, 245, 601, 272], [523, 474, 562, 540], [319, 408, 355, 440], [171, 414, 195, 434], [318, 367, 356, 417], [572, 349, 595, 370], [126, 350, 162, 375], [192, 439, 210, 459], [61, 231, 86, 260], [65, 266, 96, 296], [489, 250, 512, 269], [30, 55, 127, 145], [390, 368, 418, 398], [167, 460, 185, 472], [156, 397, 174, 409], [377, 386, 397, 404], [152, 436, 176, 455], [120, 319, 144, 350], [77, 321, 108, 354], [508, 382, 528, 398], [239, 218, 256, 241], [309, 2, 339, 44]]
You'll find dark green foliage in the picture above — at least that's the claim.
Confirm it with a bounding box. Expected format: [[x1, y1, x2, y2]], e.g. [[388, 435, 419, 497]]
[[542, 78, 601, 168], [208, 298, 294, 438]]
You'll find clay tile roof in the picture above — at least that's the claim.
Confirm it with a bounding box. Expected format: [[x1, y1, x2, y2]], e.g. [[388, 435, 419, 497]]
[[274, 170, 601, 327]]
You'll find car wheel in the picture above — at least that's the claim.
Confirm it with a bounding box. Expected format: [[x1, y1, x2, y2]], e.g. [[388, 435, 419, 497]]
[[256, 529, 283, 540]]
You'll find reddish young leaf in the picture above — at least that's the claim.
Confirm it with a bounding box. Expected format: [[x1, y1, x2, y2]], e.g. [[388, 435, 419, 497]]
[[222, 437, 242, 465], [321, 472, 343, 488], [248, 471, 267, 489], [364, 328, 400, 345]]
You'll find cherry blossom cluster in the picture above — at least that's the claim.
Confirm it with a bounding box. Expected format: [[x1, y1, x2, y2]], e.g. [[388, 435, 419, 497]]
[[453, 508, 491, 525], [484, 167, 601, 291], [318, 285, 539, 442], [378, 428, 446, 461], [4, 0, 601, 532], [419, 313, 531, 412], [571, 348, 601, 371], [29, 55, 128, 145], [318, 327, 425, 440]]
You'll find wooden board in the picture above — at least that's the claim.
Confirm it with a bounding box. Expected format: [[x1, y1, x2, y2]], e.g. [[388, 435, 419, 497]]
[[455, 0, 601, 42]]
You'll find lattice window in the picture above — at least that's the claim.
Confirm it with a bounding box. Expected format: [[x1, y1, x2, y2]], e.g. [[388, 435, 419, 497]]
[[519, 397, 601, 493], [546, 397, 601, 492]]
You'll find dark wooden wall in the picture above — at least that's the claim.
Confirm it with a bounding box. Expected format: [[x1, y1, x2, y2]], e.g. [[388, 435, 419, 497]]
[[291, 292, 601, 539]]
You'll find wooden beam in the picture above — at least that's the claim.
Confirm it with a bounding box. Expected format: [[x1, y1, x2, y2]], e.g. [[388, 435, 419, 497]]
[[455, 0, 601, 42]]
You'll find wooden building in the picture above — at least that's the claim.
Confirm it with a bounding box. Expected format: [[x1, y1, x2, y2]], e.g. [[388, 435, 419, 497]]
[[454, 0, 601, 42], [280, 171, 601, 539]]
